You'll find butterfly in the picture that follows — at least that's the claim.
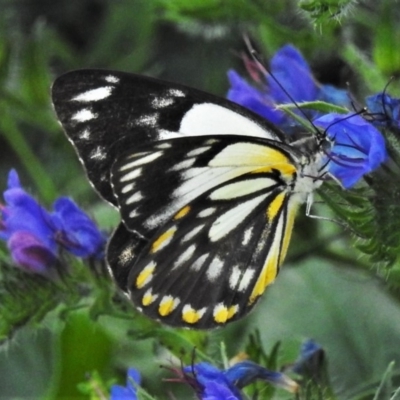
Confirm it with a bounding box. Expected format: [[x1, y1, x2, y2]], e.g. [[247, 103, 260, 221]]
[[52, 69, 330, 329]]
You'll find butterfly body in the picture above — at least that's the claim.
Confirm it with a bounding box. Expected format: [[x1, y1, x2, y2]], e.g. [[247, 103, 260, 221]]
[[52, 69, 328, 328]]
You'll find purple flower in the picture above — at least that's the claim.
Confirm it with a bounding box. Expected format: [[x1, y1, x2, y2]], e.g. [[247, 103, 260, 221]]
[[227, 44, 350, 130], [366, 92, 400, 128], [0, 170, 106, 273], [51, 197, 105, 258], [0, 170, 57, 273], [183, 361, 298, 399], [110, 368, 140, 400], [267, 44, 319, 105], [227, 70, 285, 126], [202, 380, 238, 400], [315, 113, 388, 188]]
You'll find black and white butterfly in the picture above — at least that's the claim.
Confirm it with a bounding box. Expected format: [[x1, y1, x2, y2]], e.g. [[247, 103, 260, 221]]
[[52, 69, 330, 329]]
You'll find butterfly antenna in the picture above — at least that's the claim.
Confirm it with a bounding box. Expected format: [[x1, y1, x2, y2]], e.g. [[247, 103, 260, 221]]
[[380, 76, 395, 122], [242, 35, 324, 141]]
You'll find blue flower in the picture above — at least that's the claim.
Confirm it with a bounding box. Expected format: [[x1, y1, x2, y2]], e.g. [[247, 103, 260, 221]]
[[184, 361, 298, 399], [0, 170, 106, 273], [224, 361, 298, 393], [110, 368, 141, 400], [0, 170, 57, 273], [227, 70, 285, 125], [202, 380, 239, 400], [291, 339, 324, 376], [315, 113, 388, 188], [366, 92, 400, 128], [227, 44, 350, 130], [51, 197, 105, 258]]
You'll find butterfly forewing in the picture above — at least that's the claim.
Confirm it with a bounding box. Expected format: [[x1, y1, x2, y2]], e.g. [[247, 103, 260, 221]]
[[52, 69, 285, 205]]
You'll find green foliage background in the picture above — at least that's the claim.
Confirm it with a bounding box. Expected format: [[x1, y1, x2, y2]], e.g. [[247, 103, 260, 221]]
[[1, 0, 400, 399]]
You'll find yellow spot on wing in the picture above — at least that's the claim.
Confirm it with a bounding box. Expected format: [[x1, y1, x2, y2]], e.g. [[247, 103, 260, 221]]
[[142, 292, 155, 306], [174, 205, 191, 220], [151, 226, 177, 253], [136, 262, 156, 289], [214, 304, 238, 323], [267, 192, 285, 221], [159, 296, 179, 316], [182, 306, 204, 324]]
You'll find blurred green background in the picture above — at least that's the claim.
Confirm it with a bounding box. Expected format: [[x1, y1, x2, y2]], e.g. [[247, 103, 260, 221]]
[[1, 0, 400, 399]]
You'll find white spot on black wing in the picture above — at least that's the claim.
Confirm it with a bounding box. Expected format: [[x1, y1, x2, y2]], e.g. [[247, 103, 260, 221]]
[[167, 88, 185, 97], [90, 146, 106, 160], [78, 128, 91, 140], [105, 75, 119, 83], [135, 113, 159, 127], [151, 97, 175, 108], [72, 108, 98, 122], [72, 86, 113, 102], [125, 191, 143, 205]]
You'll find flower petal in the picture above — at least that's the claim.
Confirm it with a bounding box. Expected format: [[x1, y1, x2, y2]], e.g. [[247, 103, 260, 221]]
[[315, 113, 388, 188], [227, 70, 284, 125], [51, 197, 105, 258], [8, 231, 57, 274], [268, 44, 318, 104]]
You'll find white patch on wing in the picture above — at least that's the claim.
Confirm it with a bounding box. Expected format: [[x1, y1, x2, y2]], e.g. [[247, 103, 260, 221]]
[[206, 257, 224, 281], [181, 225, 204, 243], [121, 182, 135, 193], [120, 168, 142, 182], [128, 208, 140, 218], [119, 244, 136, 264], [187, 147, 211, 157], [209, 177, 276, 200], [173, 244, 196, 269], [105, 75, 119, 83], [168, 88, 185, 97], [191, 253, 209, 271], [209, 194, 269, 242], [156, 142, 172, 149], [72, 86, 113, 102], [125, 191, 143, 205], [170, 158, 196, 171], [198, 208, 216, 218], [72, 108, 97, 122], [238, 268, 256, 292], [179, 103, 275, 139], [229, 266, 241, 290], [242, 227, 253, 245], [120, 151, 163, 171], [135, 113, 159, 127], [152, 97, 174, 108], [78, 128, 91, 140], [90, 146, 106, 160]]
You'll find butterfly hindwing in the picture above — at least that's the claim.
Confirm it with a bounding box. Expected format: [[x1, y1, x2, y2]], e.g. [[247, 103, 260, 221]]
[[52, 69, 285, 205], [125, 166, 297, 328]]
